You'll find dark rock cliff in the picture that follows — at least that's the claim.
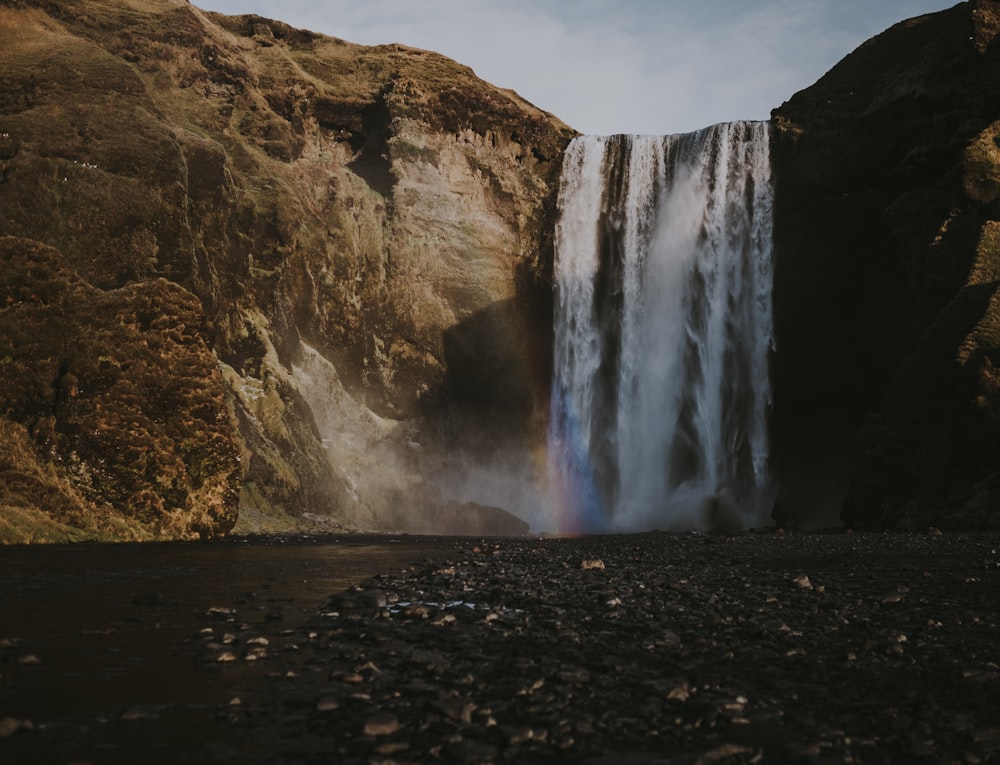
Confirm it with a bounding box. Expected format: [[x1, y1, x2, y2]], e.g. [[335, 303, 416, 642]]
[[0, 0, 574, 540], [770, 0, 1000, 529]]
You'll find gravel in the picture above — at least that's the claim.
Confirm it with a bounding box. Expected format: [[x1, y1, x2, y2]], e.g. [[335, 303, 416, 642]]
[[2, 530, 999, 764]]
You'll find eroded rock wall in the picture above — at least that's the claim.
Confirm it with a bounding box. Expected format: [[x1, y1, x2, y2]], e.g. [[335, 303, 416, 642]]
[[0, 0, 574, 539]]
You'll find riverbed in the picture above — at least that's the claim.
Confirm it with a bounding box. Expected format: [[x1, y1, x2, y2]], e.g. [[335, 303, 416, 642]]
[[2, 531, 999, 764]]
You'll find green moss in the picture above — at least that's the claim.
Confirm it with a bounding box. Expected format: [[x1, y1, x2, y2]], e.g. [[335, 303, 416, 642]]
[[0, 238, 240, 541]]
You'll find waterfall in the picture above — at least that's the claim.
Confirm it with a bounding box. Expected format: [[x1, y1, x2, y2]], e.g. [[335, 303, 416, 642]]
[[548, 121, 774, 532]]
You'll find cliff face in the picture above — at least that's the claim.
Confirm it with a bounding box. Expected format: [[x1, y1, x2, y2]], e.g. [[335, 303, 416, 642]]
[[9, 0, 1000, 541], [0, 0, 574, 540], [771, 0, 1000, 529]]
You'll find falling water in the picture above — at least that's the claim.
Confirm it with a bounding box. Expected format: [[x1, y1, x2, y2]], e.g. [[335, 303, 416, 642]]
[[548, 122, 774, 532]]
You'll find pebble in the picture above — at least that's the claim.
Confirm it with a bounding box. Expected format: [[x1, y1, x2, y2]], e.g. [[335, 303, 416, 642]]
[[363, 712, 401, 736], [121, 707, 160, 721], [668, 683, 691, 702], [0, 717, 32, 738], [504, 725, 535, 745], [444, 738, 498, 761], [315, 697, 339, 712], [555, 668, 591, 684], [375, 740, 411, 755]]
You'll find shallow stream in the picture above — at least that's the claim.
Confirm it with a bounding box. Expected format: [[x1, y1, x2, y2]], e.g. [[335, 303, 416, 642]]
[[0, 535, 455, 746]]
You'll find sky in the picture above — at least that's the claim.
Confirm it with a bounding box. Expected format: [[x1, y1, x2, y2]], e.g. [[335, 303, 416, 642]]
[[194, 0, 955, 136]]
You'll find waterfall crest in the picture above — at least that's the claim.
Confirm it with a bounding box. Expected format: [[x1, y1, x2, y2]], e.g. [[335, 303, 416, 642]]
[[548, 122, 774, 532]]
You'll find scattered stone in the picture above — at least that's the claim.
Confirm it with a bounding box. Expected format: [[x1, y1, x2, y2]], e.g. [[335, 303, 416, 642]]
[[695, 744, 755, 764], [16, 654, 40, 665], [0, 717, 32, 738], [434, 699, 476, 724], [408, 648, 451, 672], [363, 712, 401, 737], [581, 559, 606, 571], [315, 697, 339, 712], [121, 707, 160, 721], [375, 741, 411, 755], [504, 725, 536, 746], [668, 683, 691, 702], [792, 575, 812, 589], [328, 589, 387, 613], [444, 738, 498, 762], [6, 531, 1000, 763], [80, 627, 117, 637], [556, 667, 591, 684]]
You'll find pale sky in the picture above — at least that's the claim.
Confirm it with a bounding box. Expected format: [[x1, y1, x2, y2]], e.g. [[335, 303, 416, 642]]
[[194, 0, 955, 136]]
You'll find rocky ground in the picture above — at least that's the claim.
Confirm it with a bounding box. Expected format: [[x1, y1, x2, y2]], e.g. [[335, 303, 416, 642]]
[[3, 531, 1000, 764]]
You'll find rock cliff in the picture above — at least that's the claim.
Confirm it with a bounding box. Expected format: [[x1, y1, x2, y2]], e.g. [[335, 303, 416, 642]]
[[6, 0, 1000, 540], [770, 0, 1000, 529], [0, 0, 574, 540]]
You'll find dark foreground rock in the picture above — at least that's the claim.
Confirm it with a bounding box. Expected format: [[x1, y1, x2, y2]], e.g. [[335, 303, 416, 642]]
[[2, 532, 999, 764]]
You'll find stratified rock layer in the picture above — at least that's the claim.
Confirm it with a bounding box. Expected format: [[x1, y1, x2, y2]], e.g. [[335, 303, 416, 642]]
[[771, 0, 1000, 529], [0, 0, 574, 539]]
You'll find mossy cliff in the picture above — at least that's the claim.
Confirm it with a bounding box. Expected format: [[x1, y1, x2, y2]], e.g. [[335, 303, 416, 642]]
[[0, 0, 574, 540], [0, 237, 239, 542], [770, 0, 1000, 529]]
